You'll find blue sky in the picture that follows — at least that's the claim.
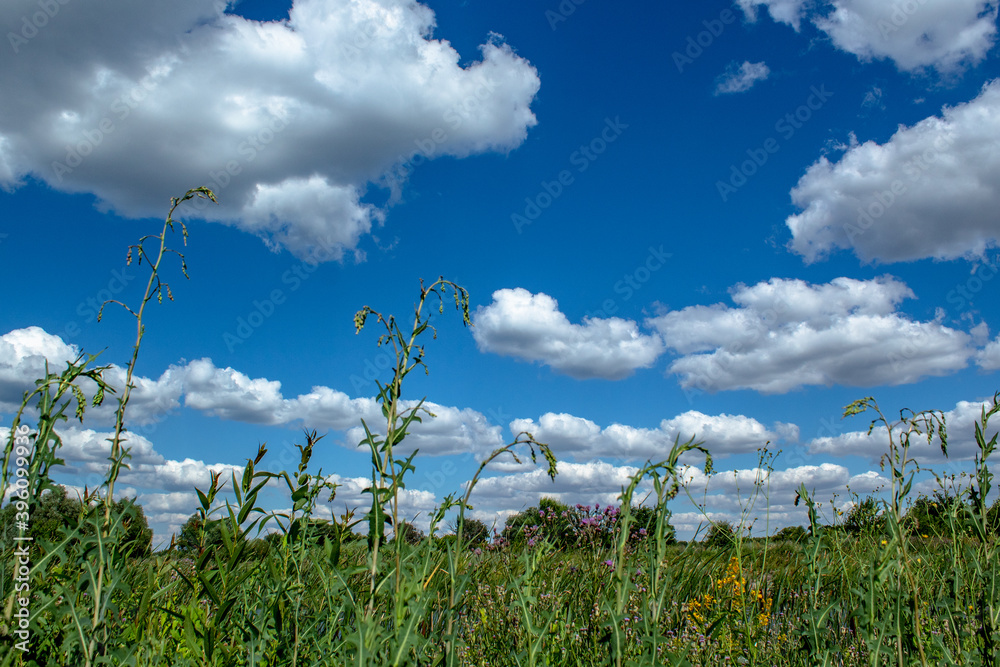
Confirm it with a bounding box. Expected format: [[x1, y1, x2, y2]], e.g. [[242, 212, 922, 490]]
[[3, 0, 1000, 545]]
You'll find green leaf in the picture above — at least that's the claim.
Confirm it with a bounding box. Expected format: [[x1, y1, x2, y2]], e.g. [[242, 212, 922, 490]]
[[198, 570, 222, 606], [196, 488, 211, 511]]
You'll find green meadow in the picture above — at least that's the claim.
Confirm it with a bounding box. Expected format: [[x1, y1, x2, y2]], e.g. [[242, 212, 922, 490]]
[[2, 190, 999, 666]]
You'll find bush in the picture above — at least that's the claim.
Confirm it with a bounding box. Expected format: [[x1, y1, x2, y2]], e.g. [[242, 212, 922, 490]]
[[115, 497, 153, 558], [502, 497, 575, 548], [501, 500, 676, 551], [989, 496, 1000, 536], [0, 485, 83, 549], [394, 520, 424, 545], [459, 518, 489, 548], [844, 496, 886, 537], [629, 504, 676, 545], [902, 492, 962, 537], [773, 525, 808, 543], [175, 512, 224, 554], [0, 487, 152, 558], [703, 521, 736, 549]]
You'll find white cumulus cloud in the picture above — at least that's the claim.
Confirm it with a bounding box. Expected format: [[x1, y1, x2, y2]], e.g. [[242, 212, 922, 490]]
[[0, 327, 504, 457], [787, 80, 1000, 264], [814, 0, 998, 74], [809, 395, 1000, 463], [472, 288, 665, 380], [508, 410, 780, 461], [0, 0, 540, 261], [736, 0, 998, 73], [976, 334, 1000, 370], [647, 277, 973, 393]]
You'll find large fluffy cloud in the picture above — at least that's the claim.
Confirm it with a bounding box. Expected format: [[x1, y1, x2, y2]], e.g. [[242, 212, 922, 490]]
[[647, 277, 973, 393], [0, 0, 540, 261], [738, 0, 998, 73], [786, 80, 1000, 264], [472, 288, 665, 380]]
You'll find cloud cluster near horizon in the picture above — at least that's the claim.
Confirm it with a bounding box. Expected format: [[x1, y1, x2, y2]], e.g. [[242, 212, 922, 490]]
[[473, 276, 984, 393]]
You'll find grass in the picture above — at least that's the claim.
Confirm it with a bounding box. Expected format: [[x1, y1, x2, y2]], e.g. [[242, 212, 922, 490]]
[[1, 188, 999, 666]]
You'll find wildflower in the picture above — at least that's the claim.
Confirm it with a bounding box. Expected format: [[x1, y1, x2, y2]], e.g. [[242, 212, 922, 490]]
[[603, 559, 614, 568], [881, 539, 887, 546]]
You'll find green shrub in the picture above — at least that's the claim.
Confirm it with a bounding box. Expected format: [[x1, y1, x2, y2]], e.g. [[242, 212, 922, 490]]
[[459, 518, 489, 548], [0, 487, 152, 558], [902, 491, 962, 537], [844, 495, 886, 537], [393, 520, 424, 545], [174, 512, 225, 555], [703, 520, 736, 549], [773, 524, 808, 543]]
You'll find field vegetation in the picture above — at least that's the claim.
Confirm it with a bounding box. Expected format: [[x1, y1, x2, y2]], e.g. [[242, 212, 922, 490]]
[[2, 189, 999, 666]]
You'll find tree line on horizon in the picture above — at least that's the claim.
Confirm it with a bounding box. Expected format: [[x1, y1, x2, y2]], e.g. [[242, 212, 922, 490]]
[[4, 487, 998, 559]]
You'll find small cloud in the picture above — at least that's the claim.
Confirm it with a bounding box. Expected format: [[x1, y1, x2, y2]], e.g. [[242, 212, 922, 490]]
[[715, 61, 770, 95], [862, 86, 885, 111]]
